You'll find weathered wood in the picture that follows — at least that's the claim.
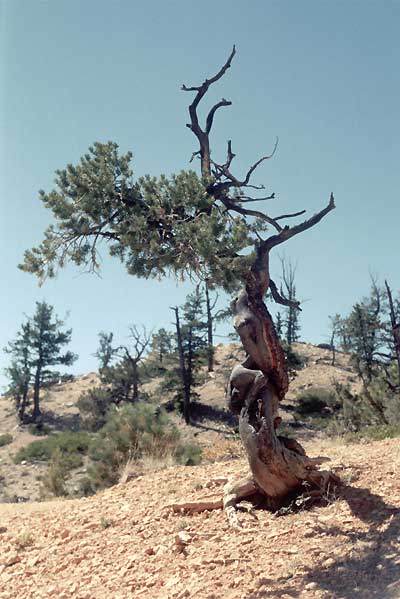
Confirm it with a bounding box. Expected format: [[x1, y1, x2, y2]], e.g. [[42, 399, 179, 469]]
[[183, 48, 338, 522], [227, 239, 339, 510]]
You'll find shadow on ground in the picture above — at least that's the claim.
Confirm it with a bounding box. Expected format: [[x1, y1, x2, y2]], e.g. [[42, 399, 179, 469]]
[[264, 485, 400, 599], [41, 410, 81, 432], [190, 401, 238, 432]]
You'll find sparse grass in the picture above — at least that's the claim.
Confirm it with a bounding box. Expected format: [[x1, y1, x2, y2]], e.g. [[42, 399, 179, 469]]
[[176, 518, 190, 531], [340, 469, 359, 484], [201, 436, 242, 462], [341, 424, 400, 444], [0, 433, 13, 447], [15, 531, 35, 550], [100, 516, 113, 529], [175, 443, 202, 466]]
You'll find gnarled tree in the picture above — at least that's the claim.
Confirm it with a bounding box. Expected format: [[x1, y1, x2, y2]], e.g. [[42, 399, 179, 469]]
[[20, 47, 337, 522]]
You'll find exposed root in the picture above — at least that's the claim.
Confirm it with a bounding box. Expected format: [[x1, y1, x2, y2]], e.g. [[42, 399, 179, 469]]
[[163, 467, 340, 526], [163, 498, 222, 514]]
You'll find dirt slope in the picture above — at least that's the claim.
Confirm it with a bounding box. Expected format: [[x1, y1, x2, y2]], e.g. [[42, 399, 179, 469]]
[[0, 437, 399, 599], [0, 343, 360, 502]]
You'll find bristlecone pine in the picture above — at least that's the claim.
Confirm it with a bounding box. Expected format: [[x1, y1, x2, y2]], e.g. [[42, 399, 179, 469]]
[[175, 47, 339, 525]]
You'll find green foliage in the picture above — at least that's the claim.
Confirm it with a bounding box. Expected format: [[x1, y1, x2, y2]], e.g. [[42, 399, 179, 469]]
[[40, 448, 68, 497], [14, 431, 90, 467], [77, 387, 112, 431], [175, 443, 202, 466], [332, 282, 400, 431], [282, 342, 305, 372], [341, 424, 400, 444], [95, 332, 115, 370], [4, 302, 77, 421], [20, 142, 260, 291], [334, 372, 400, 432], [27, 423, 51, 436], [82, 403, 200, 493], [150, 328, 174, 368], [181, 287, 208, 386], [0, 433, 13, 447], [295, 387, 340, 416]]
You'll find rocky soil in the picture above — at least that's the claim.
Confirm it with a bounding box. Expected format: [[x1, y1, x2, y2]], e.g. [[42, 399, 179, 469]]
[[0, 437, 399, 599], [0, 344, 399, 598]]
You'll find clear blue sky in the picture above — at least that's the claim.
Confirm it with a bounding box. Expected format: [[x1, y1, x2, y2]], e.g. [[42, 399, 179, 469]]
[[1, 1, 399, 388]]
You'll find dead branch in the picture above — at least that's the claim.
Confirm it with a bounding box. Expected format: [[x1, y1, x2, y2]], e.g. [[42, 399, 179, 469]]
[[269, 278, 301, 310]]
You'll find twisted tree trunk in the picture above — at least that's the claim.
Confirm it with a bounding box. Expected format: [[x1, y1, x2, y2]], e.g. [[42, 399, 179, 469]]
[[228, 243, 337, 510], [179, 47, 339, 522]]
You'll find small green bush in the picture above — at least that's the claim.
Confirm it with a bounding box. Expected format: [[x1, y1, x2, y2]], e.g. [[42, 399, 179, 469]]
[[333, 377, 400, 434], [40, 449, 68, 497], [28, 423, 51, 436], [295, 387, 340, 416], [0, 433, 13, 447], [86, 403, 179, 490], [175, 443, 202, 466], [341, 424, 400, 444], [83, 403, 200, 493], [77, 387, 112, 431], [282, 343, 307, 372], [14, 431, 91, 469]]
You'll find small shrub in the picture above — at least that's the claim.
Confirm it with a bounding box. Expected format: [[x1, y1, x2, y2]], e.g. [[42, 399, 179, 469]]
[[84, 403, 193, 492], [15, 531, 35, 550], [295, 387, 340, 416], [176, 518, 190, 531], [341, 424, 400, 444], [0, 434, 13, 447], [28, 423, 51, 436], [77, 387, 112, 431], [282, 343, 307, 372], [14, 431, 91, 467], [40, 449, 68, 497], [175, 443, 202, 466], [100, 516, 113, 529]]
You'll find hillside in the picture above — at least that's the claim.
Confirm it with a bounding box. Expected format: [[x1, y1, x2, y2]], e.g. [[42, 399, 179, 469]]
[[0, 343, 399, 598], [0, 343, 360, 502], [0, 437, 399, 599]]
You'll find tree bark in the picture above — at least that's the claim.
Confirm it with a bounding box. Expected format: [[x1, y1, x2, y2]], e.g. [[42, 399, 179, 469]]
[[172, 307, 191, 424], [385, 280, 400, 386], [205, 281, 214, 372], [182, 48, 338, 514], [32, 366, 42, 422], [227, 243, 338, 507]]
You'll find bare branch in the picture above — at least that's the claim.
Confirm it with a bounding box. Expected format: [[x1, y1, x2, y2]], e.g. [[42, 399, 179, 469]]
[[240, 138, 278, 187], [206, 99, 232, 134], [265, 193, 335, 250], [182, 46, 236, 177], [240, 193, 275, 203], [189, 150, 201, 163], [221, 198, 283, 232], [269, 278, 301, 311], [273, 209, 306, 221], [225, 140, 236, 169], [181, 45, 236, 95]]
